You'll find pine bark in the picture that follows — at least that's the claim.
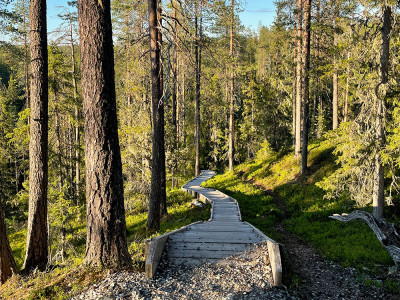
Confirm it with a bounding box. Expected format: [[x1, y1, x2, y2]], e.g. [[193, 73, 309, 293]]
[[194, 1, 201, 177], [301, 0, 312, 174], [295, 0, 303, 157], [372, 6, 391, 220], [228, 0, 235, 171], [292, 18, 297, 147], [332, 1, 339, 130], [158, 2, 168, 217], [147, 0, 163, 230], [23, 0, 49, 272], [77, 0, 132, 267], [171, 5, 178, 188], [0, 203, 17, 284]]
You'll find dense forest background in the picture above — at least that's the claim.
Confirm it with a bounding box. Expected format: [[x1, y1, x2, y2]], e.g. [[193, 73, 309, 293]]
[[1, 0, 400, 296]]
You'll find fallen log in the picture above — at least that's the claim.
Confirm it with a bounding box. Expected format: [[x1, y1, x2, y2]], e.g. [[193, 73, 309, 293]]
[[330, 210, 400, 267]]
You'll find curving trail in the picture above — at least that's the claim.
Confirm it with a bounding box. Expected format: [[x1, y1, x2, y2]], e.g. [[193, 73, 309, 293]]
[[166, 170, 266, 265]]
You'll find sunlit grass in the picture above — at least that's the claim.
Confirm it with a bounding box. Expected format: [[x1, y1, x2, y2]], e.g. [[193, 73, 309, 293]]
[[2, 188, 210, 299], [204, 140, 394, 271]]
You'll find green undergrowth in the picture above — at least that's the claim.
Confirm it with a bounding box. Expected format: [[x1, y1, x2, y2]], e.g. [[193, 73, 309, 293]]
[[2, 188, 210, 299], [204, 140, 394, 273]]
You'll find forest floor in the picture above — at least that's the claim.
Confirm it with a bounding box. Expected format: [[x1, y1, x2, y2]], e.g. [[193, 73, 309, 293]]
[[73, 195, 399, 300], [267, 189, 400, 300]]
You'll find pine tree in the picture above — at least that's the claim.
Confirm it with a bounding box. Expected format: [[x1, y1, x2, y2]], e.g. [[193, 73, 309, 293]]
[[77, 0, 132, 267], [147, 0, 163, 230], [23, 0, 49, 272]]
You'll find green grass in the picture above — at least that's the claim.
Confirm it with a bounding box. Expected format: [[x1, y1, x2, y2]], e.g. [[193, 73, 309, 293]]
[[204, 140, 394, 272], [2, 188, 210, 299]]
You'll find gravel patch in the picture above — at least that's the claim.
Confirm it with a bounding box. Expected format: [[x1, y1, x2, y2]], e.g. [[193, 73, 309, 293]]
[[74, 243, 295, 299]]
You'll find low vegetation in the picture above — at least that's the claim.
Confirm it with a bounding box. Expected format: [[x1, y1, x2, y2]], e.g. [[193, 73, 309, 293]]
[[204, 140, 397, 276], [1, 189, 210, 299]]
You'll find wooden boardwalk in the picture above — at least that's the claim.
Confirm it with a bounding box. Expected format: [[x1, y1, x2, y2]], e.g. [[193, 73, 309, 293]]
[[166, 170, 266, 265]]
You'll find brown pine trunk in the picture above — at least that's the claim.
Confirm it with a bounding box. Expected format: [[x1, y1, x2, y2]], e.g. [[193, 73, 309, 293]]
[[23, 13, 30, 117], [23, 0, 49, 272], [332, 1, 339, 130], [158, 1, 168, 217], [301, 0, 312, 174], [292, 23, 297, 147], [343, 52, 349, 123], [0, 203, 17, 284], [77, 0, 132, 267], [295, 0, 303, 157], [372, 5, 391, 220], [147, 0, 163, 230], [312, 0, 321, 136], [333, 69, 338, 129], [228, 0, 235, 171], [194, 1, 201, 177], [171, 6, 178, 189]]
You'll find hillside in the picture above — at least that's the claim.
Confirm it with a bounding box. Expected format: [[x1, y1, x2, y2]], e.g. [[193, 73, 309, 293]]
[[203, 140, 400, 296]]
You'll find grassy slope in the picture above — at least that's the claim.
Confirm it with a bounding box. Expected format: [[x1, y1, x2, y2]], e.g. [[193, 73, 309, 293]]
[[1, 189, 210, 299], [203, 141, 394, 270]]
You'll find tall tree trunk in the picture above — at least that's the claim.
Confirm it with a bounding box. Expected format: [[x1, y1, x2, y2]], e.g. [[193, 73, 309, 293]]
[[23, 13, 30, 119], [158, 1, 168, 217], [171, 5, 178, 188], [194, 1, 201, 176], [0, 203, 17, 284], [147, 0, 163, 230], [295, 0, 303, 157], [372, 6, 391, 220], [23, 0, 48, 272], [292, 25, 297, 147], [77, 0, 132, 267], [332, 1, 339, 130], [312, 0, 321, 136], [301, 0, 312, 174], [228, 0, 235, 171], [343, 52, 350, 123]]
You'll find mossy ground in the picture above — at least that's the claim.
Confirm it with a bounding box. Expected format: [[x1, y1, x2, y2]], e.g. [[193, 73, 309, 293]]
[[204, 140, 396, 279]]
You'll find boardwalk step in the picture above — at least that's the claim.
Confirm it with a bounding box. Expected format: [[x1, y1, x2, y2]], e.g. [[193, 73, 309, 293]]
[[168, 242, 251, 252], [169, 236, 262, 244], [187, 227, 253, 232], [170, 258, 221, 265], [168, 249, 243, 259]]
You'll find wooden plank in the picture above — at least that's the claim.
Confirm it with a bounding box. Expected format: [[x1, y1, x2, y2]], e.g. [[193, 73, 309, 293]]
[[168, 242, 251, 252], [188, 225, 252, 231], [172, 231, 259, 240], [168, 236, 262, 244], [187, 226, 253, 232], [168, 249, 243, 259], [267, 240, 283, 287]]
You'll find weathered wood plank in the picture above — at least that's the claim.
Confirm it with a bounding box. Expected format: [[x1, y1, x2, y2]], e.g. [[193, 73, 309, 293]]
[[169, 236, 262, 244], [187, 227, 253, 233], [168, 242, 251, 252], [172, 231, 258, 239], [168, 249, 243, 259]]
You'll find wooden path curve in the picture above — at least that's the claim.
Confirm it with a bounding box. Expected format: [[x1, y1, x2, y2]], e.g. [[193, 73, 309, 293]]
[[166, 170, 266, 265]]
